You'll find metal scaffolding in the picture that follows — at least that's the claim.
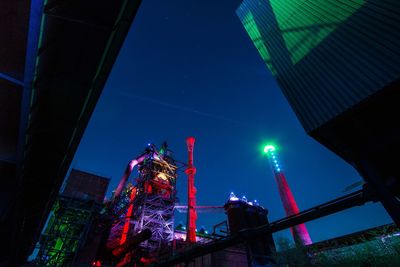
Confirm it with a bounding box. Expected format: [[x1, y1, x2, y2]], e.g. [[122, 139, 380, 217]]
[[35, 196, 100, 266], [105, 143, 178, 264], [134, 156, 177, 254], [106, 184, 137, 250]]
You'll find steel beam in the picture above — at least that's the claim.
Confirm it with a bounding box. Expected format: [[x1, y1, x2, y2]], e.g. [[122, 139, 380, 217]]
[[269, 189, 368, 232], [0, 72, 24, 87], [356, 158, 400, 227], [17, 0, 45, 171], [9, 0, 45, 265]]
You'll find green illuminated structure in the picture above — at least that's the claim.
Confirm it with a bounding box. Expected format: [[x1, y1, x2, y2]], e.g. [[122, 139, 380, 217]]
[[35, 196, 98, 266], [240, 0, 364, 72], [236, 0, 399, 132], [34, 169, 109, 266]]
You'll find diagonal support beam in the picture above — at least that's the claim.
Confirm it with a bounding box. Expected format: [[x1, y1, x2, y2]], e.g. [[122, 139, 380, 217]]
[[0, 72, 24, 87]]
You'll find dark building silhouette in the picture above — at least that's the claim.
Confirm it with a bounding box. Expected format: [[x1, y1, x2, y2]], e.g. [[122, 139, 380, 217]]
[[0, 0, 142, 265], [62, 169, 110, 203], [237, 0, 400, 224], [225, 194, 276, 266]]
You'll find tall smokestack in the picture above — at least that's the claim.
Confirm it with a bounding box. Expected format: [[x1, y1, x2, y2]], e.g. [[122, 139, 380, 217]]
[[185, 137, 197, 243], [263, 145, 312, 246]]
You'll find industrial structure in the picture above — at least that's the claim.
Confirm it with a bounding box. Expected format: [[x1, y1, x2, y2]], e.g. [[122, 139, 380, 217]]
[[236, 0, 400, 226], [3, 0, 400, 265], [34, 143, 181, 266], [224, 193, 276, 266], [25, 140, 400, 267], [29, 141, 281, 267], [35, 169, 110, 266], [263, 145, 312, 246], [185, 137, 198, 244], [0, 0, 142, 265], [103, 143, 178, 265]]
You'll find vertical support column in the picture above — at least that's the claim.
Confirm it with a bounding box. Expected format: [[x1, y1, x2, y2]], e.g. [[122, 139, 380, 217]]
[[185, 137, 197, 243], [120, 187, 137, 245], [356, 158, 400, 227]]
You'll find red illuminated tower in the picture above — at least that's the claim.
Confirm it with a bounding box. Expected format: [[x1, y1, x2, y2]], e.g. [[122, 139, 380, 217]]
[[185, 137, 197, 243], [264, 145, 312, 246]]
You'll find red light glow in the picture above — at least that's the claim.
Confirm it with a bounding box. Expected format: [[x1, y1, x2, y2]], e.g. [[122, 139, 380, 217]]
[[185, 137, 197, 243], [120, 187, 137, 245]]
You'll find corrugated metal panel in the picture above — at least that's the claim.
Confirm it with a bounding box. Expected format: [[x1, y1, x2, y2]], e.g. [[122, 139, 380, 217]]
[[237, 0, 400, 132]]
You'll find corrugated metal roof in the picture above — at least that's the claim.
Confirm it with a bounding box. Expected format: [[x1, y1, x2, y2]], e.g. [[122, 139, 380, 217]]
[[237, 0, 400, 132]]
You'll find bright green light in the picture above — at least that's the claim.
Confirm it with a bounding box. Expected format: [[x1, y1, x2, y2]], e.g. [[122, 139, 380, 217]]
[[238, 0, 365, 68], [263, 145, 276, 154]]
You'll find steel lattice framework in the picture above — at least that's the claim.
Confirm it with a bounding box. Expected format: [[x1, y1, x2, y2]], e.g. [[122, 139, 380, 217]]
[[133, 193, 175, 251], [106, 143, 178, 264], [133, 155, 177, 255], [35, 196, 99, 266], [107, 185, 137, 250]]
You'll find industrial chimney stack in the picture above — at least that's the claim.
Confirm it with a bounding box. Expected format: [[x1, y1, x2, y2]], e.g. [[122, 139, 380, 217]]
[[185, 137, 197, 243], [264, 145, 312, 246]]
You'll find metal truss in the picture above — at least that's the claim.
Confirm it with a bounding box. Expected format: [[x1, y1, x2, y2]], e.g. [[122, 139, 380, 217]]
[[134, 194, 175, 253], [106, 145, 178, 264], [107, 185, 135, 249], [133, 157, 177, 256], [35, 196, 98, 266]]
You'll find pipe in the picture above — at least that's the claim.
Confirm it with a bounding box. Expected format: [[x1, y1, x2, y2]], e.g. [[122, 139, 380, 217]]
[[114, 153, 146, 199], [112, 228, 152, 258]]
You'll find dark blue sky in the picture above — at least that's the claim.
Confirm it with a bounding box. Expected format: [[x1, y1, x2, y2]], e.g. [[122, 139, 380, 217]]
[[72, 0, 391, 243]]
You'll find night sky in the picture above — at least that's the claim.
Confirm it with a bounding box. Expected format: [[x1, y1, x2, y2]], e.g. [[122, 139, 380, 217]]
[[72, 0, 391, 244]]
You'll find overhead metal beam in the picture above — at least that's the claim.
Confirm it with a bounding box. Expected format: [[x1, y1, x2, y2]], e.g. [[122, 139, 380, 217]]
[[8, 0, 45, 265], [13, 0, 144, 264], [269, 189, 369, 232], [44, 10, 112, 31], [17, 0, 45, 171], [0, 72, 24, 87]]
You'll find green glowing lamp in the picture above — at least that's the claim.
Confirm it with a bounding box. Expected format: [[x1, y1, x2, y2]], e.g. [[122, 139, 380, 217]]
[[263, 145, 276, 154]]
